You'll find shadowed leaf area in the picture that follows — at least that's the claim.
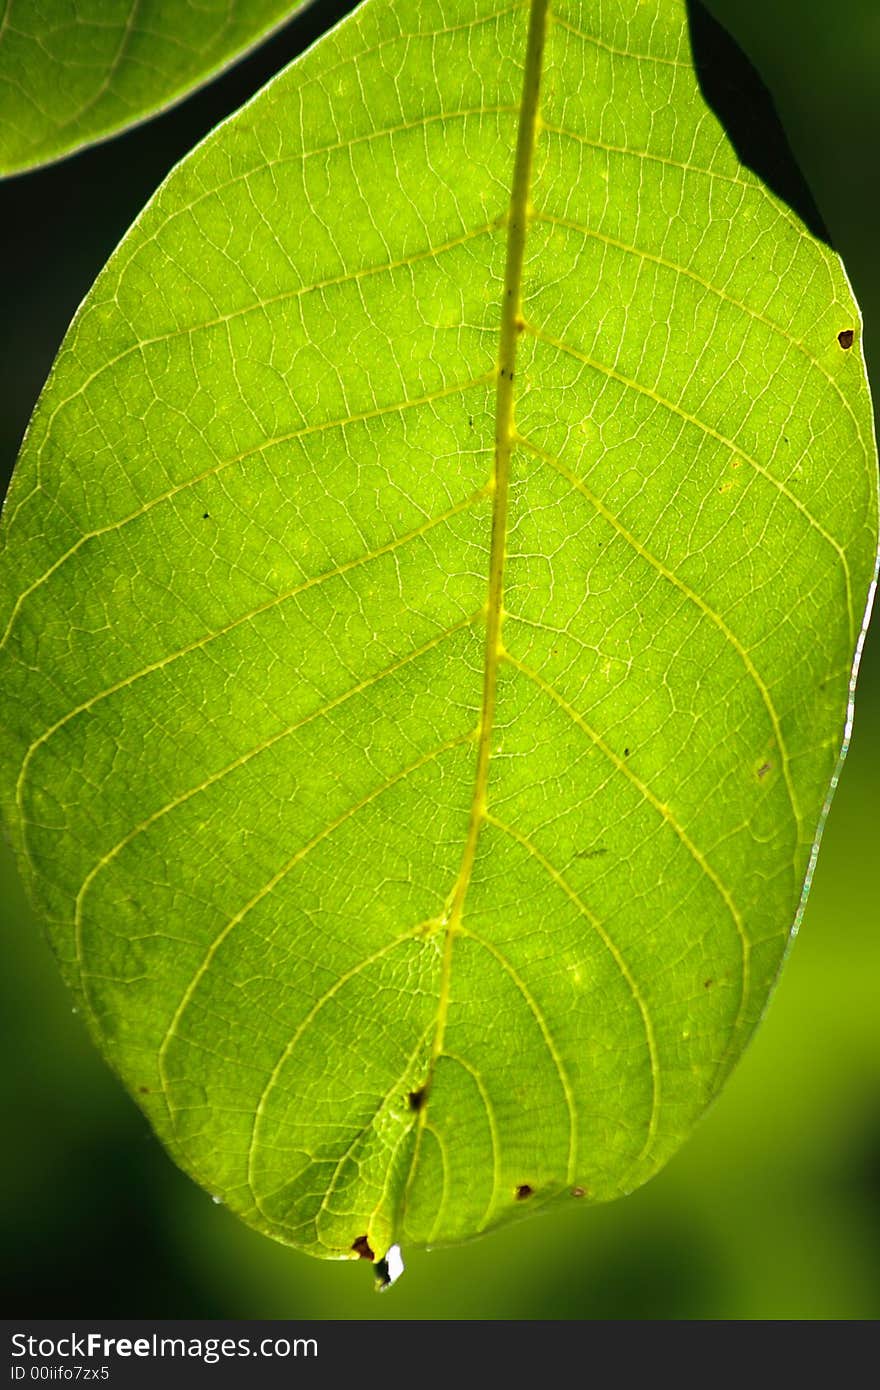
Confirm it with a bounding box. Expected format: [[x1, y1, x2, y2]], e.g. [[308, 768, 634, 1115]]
[[687, 0, 830, 245], [0, 0, 875, 1267]]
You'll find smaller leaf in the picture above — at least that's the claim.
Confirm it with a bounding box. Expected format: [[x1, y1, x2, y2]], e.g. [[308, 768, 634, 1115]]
[[0, 0, 311, 177]]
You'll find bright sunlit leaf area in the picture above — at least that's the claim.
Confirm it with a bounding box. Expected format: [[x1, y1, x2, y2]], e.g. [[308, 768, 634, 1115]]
[[0, 0, 876, 1290]]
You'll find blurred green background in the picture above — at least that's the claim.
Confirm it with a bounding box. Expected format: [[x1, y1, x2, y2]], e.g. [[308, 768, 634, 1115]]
[[1, 0, 878, 1320]]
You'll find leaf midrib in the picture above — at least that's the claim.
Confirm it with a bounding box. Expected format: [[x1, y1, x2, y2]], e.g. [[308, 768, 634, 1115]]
[[407, 0, 553, 1190]]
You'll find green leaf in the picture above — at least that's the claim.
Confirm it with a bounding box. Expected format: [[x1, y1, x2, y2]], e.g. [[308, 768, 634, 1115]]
[[0, 0, 307, 176], [1, 0, 876, 1267]]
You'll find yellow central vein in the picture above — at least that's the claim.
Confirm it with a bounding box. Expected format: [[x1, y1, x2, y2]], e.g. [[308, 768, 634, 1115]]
[[414, 0, 550, 1145]]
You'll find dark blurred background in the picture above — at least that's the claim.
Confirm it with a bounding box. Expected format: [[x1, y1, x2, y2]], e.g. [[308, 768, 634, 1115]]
[[1, 0, 878, 1320]]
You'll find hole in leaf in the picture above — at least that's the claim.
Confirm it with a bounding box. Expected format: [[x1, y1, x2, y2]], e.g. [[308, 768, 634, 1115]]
[[374, 1244, 404, 1290]]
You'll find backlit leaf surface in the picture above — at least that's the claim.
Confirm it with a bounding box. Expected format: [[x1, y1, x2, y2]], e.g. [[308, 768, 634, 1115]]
[[1, 0, 876, 1264]]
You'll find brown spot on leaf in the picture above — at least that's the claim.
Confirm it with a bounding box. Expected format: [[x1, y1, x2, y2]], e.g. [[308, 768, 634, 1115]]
[[408, 1087, 427, 1112], [138, 1086, 150, 1094], [757, 762, 771, 780], [514, 316, 526, 334], [515, 1184, 534, 1201], [624, 747, 631, 757], [704, 979, 714, 990], [838, 329, 854, 350], [575, 847, 608, 859], [571, 1186, 587, 1198], [351, 1235, 375, 1261]]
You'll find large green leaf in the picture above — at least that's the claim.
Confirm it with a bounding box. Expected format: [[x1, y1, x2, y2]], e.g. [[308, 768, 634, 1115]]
[[1, 0, 876, 1269], [0, 0, 307, 176]]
